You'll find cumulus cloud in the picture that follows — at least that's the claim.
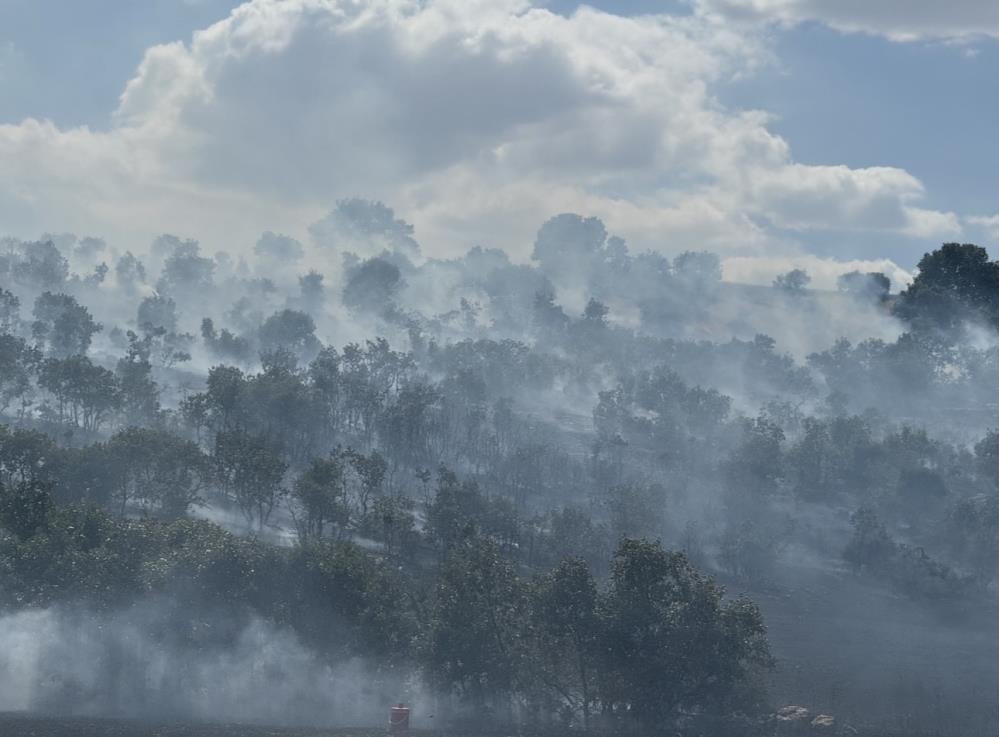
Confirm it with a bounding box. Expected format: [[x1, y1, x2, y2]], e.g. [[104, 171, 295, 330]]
[[0, 0, 962, 261], [967, 214, 999, 240], [746, 163, 959, 237], [695, 0, 999, 42]]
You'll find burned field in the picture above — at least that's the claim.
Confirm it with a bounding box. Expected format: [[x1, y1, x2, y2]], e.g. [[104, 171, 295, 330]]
[[0, 714, 397, 737]]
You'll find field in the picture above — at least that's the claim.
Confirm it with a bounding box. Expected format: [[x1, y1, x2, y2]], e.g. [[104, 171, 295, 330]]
[[0, 714, 398, 737]]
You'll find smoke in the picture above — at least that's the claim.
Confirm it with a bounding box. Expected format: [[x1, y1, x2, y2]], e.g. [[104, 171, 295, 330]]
[[0, 603, 415, 727]]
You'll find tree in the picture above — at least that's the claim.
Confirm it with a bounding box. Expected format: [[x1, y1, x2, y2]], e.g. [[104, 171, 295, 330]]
[[308, 345, 341, 441], [530, 558, 600, 728], [425, 467, 482, 558], [255, 231, 304, 264], [947, 494, 999, 586], [137, 295, 178, 333], [156, 240, 215, 298], [201, 318, 253, 365], [601, 483, 666, 542], [244, 357, 324, 466], [598, 540, 772, 727], [115, 251, 147, 291], [116, 331, 161, 426], [106, 428, 207, 517], [199, 364, 247, 434], [896, 243, 999, 332], [424, 537, 528, 710], [309, 198, 420, 258], [377, 382, 440, 467], [32, 292, 102, 357], [342, 257, 402, 313], [258, 309, 320, 361], [292, 456, 349, 542], [364, 495, 417, 559], [532, 214, 607, 274], [773, 268, 811, 292], [0, 427, 57, 488], [896, 467, 947, 505], [0, 286, 20, 332], [844, 508, 971, 601], [0, 478, 53, 539], [424, 467, 520, 558], [38, 355, 120, 431], [84, 261, 109, 286], [298, 270, 325, 314], [538, 507, 612, 573], [673, 250, 722, 292], [838, 270, 890, 301], [285, 538, 417, 661], [50, 443, 118, 508], [11, 240, 68, 288], [582, 298, 609, 324], [345, 448, 387, 518], [74, 236, 107, 266], [213, 429, 287, 528], [724, 417, 785, 500], [0, 333, 39, 415], [843, 508, 896, 572], [532, 291, 569, 335]]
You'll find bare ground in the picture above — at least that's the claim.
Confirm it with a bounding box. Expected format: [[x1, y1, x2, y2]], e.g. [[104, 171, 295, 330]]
[[0, 714, 400, 737]]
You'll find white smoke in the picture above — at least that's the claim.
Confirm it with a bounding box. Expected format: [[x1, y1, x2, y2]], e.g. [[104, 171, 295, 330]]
[[0, 603, 419, 727]]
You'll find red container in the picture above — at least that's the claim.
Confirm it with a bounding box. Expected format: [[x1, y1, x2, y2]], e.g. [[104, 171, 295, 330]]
[[389, 703, 411, 733]]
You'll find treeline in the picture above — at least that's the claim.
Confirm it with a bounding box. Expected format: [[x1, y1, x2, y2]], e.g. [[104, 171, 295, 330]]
[[6, 215, 999, 731], [5, 244, 999, 604], [0, 476, 771, 733]]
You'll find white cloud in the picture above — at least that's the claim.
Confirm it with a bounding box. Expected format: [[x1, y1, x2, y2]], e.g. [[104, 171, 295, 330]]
[[745, 163, 959, 237], [967, 214, 999, 240], [695, 0, 999, 42], [0, 0, 963, 260]]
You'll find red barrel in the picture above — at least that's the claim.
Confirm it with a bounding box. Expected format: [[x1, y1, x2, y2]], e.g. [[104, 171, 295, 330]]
[[389, 703, 410, 734]]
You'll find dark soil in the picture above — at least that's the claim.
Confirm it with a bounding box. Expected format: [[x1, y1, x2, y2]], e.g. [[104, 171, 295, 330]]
[[0, 713, 400, 737]]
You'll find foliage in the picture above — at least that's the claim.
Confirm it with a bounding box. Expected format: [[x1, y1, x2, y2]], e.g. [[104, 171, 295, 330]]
[[32, 292, 101, 357], [598, 540, 772, 726], [896, 243, 999, 333]]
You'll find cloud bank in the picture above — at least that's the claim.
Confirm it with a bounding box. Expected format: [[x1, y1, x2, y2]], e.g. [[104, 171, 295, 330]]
[[0, 0, 961, 265], [695, 0, 999, 42]]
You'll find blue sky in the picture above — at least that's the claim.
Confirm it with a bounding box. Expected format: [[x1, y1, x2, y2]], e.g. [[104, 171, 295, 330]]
[[724, 22, 999, 262], [0, 0, 244, 127], [0, 0, 997, 282], [726, 24, 999, 215]]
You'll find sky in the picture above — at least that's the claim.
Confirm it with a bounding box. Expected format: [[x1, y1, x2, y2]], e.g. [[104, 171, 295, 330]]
[[1, 0, 997, 284]]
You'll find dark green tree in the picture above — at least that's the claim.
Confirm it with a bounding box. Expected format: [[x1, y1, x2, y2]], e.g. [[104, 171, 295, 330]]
[[530, 557, 600, 728], [424, 537, 528, 711], [896, 243, 999, 332], [32, 292, 101, 357], [258, 309, 320, 360], [115, 331, 161, 426], [0, 333, 39, 416], [598, 539, 772, 726], [291, 455, 349, 542], [0, 286, 20, 332], [38, 355, 120, 431], [213, 429, 287, 528], [342, 257, 402, 313], [106, 428, 207, 517], [0, 478, 53, 539]]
